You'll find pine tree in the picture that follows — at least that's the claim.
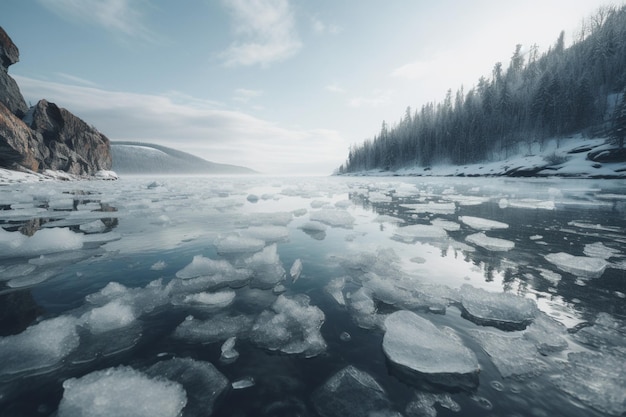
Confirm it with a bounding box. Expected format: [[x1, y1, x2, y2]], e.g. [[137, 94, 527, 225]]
[[610, 89, 626, 148]]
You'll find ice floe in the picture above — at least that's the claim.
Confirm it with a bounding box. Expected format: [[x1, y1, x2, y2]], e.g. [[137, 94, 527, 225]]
[[458, 284, 538, 330], [58, 366, 187, 417], [382, 310, 479, 389], [405, 392, 460, 417], [544, 252, 608, 278], [173, 314, 254, 344], [459, 216, 509, 230], [290, 258, 303, 282], [214, 234, 266, 254], [466, 232, 514, 251], [251, 294, 326, 357], [312, 366, 398, 417], [310, 209, 355, 228], [392, 224, 448, 242], [0, 227, 83, 259]]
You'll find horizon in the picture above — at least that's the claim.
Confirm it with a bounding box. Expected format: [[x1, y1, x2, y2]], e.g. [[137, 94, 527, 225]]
[[4, 0, 624, 175]]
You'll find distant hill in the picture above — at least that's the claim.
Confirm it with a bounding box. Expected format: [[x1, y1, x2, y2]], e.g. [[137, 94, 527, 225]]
[[111, 141, 256, 175]]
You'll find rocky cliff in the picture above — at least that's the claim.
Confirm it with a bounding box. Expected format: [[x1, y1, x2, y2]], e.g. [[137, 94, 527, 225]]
[[0, 26, 112, 176]]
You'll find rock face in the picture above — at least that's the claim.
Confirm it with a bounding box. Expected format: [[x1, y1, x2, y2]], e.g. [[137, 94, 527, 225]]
[[27, 100, 112, 175], [0, 26, 112, 176], [0, 27, 28, 118]]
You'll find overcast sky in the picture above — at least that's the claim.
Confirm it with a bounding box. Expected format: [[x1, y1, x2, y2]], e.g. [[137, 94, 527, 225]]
[[4, 0, 623, 174]]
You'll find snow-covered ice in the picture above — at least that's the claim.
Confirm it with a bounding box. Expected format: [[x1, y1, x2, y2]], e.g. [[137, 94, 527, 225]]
[[459, 284, 538, 330], [58, 366, 187, 417], [459, 215, 509, 230], [382, 310, 479, 389], [544, 252, 608, 278], [466, 232, 515, 251]]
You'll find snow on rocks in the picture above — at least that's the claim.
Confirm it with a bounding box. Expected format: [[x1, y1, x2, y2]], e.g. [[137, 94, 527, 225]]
[[312, 366, 398, 417], [382, 310, 479, 389], [458, 284, 538, 331], [466, 232, 514, 251], [57, 366, 187, 417], [544, 252, 608, 278], [250, 294, 326, 357], [459, 216, 509, 230]]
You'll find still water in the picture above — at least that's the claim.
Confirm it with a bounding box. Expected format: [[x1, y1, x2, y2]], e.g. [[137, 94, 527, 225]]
[[0, 176, 624, 417]]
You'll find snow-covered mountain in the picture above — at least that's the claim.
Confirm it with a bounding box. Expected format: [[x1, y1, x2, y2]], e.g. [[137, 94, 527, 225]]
[[111, 141, 256, 175]]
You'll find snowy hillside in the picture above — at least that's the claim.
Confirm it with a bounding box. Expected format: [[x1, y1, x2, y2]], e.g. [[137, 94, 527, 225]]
[[111, 142, 256, 175], [346, 136, 626, 179]]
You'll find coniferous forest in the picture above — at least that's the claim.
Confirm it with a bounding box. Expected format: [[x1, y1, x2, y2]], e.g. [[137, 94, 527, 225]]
[[338, 5, 626, 173]]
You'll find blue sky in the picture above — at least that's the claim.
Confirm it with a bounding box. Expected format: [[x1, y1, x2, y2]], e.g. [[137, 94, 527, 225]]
[[3, 0, 622, 174]]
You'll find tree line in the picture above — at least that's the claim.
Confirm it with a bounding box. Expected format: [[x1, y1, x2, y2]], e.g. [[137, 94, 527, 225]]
[[338, 5, 626, 173]]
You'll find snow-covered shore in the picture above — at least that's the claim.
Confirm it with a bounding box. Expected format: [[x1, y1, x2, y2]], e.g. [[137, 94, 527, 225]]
[[342, 137, 626, 179], [0, 168, 118, 184]]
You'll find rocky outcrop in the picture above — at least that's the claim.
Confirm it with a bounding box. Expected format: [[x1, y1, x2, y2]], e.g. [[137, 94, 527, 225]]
[[27, 100, 112, 175], [0, 26, 112, 177], [0, 27, 28, 118]]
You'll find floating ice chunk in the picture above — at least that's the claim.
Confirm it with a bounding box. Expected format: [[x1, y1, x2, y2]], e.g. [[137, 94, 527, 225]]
[[214, 234, 265, 254], [406, 392, 461, 417], [466, 232, 514, 251], [335, 199, 352, 208], [0, 316, 79, 377], [146, 358, 228, 417], [459, 284, 538, 330], [311, 199, 329, 208], [85, 280, 170, 316], [0, 263, 36, 280], [469, 329, 545, 378], [232, 376, 255, 389], [393, 224, 448, 242], [523, 312, 568, 354], [536, 267, 561, 285], [242, 211, 293, 226], [431, 218, 460, 231], [0, 227, 83, 259], [310, 209, 355, 228], [325, 277, 347, 306], [554, 351, 626, 416], [7, 267, 60, 288], [246, 194, 259, 203], [251, 294, 326, 357], [79, 219, 106, 234], [572, 312, 625, 350], [373, 215, 405, 224], [299, 221, 327, 232], [400, 202, 456, 214], [382, 310, 479, 389], [499, 198, 555, 210], [58, 366, 187, 417], [583, 242, 621, 260], [312, 366, 397, 417], [173, 314, 254, 344], [290, 258, 303, 282], [182, 290, 236, 309], [459, 216, 508, 230], [544, 252, 608, 278], [175, 255, 251, 288], [243, 244, 286, 289], [80, 299, 136, 334], [220, 336, 239, 362], [242, 225, 289, 243], [292, 208, 307, 217]]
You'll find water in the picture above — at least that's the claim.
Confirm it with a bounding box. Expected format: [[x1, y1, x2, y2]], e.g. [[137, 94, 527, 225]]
[[0, 176, 625, 417]]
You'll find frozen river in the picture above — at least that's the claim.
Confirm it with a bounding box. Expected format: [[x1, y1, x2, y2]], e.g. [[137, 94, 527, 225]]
[[0, 175, 624, 417]]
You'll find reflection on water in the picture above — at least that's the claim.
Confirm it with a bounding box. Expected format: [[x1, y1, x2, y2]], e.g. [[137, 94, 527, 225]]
[[0, 176, 624, 417]]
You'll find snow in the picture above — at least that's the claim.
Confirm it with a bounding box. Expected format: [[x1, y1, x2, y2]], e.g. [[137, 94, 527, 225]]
[[251, 294, 326, 357], [58, 366, 187, 417], [544, 252, 608, 278], [459, 215, 508, 230], [466, 232, 515, 251], [382, 311, 479, 388], [312, 366, 396, 417], [0, 316, 79, 377], [0, 227, 84, 259], [459, 284, 538, 330]]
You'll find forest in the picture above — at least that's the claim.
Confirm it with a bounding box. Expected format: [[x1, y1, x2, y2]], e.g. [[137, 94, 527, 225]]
[[338, 5, 626, 173]]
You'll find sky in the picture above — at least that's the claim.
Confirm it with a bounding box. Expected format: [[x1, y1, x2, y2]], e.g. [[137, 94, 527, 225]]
[[3, 0, 624, 175]]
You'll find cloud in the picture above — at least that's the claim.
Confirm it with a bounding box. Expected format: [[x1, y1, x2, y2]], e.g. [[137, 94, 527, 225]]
[[348, 90, 393, 108], [325, 84, 345, 94], [15, 76, 347, 175], [55, 72, 99, 87], [220, 0, 302, 67], [311, 17, 342, 35], [233, 88, 263, 103], [37, 0, 156, 42]]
